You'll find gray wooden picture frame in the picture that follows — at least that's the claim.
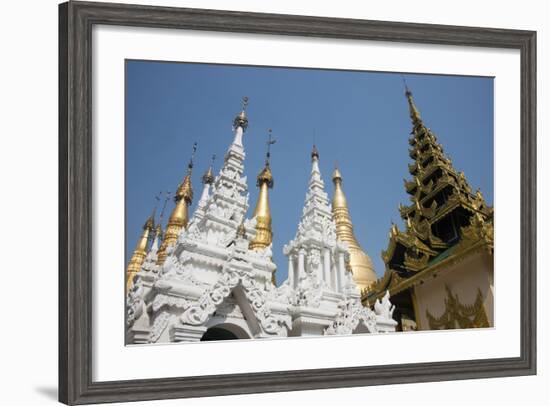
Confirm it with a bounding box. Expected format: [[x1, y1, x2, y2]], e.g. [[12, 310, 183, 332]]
[[58, 1, 537, 404]]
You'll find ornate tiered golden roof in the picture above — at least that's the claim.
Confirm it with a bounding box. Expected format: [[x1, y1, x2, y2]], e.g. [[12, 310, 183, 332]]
[[126, 214, 154, 291], [362, 87, 493, 304], [156, 143, 197, 265], [331, 166, 378, 290]]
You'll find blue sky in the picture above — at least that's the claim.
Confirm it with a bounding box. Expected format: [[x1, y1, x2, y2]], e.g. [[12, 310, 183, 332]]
[[125, 60, 493, 284]]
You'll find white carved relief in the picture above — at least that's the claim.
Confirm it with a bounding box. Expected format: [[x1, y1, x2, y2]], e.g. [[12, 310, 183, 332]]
[[126, 277, 145, 327], [149, 311, 172, 343], [152, 294, 191, 312], [374, 290, 395, 320], [325, 297, 377, 335], [291, 274, 323, 307], [127, 120, 396, 344]]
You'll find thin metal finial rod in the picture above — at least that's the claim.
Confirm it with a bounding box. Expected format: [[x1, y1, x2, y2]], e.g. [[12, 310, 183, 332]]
[[159, 191, 171, 225], [241, 96, 249, 111], [188, 142, 198, 170], [265, 128, 276, 165], [401, 74, 411, 94], [152, 192, 161, 217]]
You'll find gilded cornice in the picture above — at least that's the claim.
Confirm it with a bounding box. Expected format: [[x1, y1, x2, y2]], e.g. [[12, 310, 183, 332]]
[[365, 217, 493, 304], [381, 226, 437, 265]]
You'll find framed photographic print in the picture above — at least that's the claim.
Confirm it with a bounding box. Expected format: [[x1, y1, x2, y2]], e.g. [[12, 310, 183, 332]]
[[59, 1, 536, 404]]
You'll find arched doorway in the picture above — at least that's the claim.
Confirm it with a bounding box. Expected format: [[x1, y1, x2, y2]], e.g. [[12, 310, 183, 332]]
[[200, 322, 251, 341], [200, 327, 238, 341]]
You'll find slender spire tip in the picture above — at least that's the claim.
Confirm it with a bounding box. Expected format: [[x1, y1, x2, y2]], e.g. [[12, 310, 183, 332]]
[[188, 142, 197, 170], [265, 128, 276, 166], [233, 96, 249, 131], [311, 143, 319, 161]]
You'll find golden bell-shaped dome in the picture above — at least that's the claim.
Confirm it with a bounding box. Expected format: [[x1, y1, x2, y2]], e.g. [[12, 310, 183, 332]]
[[331, 167, 377, 290]]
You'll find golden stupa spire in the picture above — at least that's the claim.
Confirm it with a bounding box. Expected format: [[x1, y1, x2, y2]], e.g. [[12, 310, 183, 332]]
[[331, 165, 377, 290], [126, 210, 155, 291], [157, 143, 197, 265], [249, 129, 276, 251]]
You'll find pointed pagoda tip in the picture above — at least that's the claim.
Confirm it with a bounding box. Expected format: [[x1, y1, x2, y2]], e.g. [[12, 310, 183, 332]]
[[144, 214, 155, 230], [202, 166, 214, 185], [233, 96, 249, 131], [332, 165, 342, 182], [257, 165, 274, 189], [401, 75, 411, 96], [311, 144, 320, 161], [202, 154, 216, 185], [402, 81, 422, 123], [143, 197, 160, 230]]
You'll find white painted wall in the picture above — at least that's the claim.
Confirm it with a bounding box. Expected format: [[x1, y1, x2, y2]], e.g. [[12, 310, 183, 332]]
[[0, 0, 547, 405]]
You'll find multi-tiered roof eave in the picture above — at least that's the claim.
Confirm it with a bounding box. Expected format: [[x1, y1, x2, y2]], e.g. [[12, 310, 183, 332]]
[[363, 88, 494, 304]]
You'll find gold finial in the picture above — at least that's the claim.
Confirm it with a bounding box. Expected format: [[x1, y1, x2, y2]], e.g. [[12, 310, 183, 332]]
[[233, 96, 249, 131], [476, 188, 484, 200], [175, 142, 197, 203], [331, 166, 377, 290], [157, 144, 197, 265], [202, 154, 216, 185], [144, 213, 155, 231], [406, 215, 413, 229], [391, 222, 399, 236], [249, 129, 276, 251]]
